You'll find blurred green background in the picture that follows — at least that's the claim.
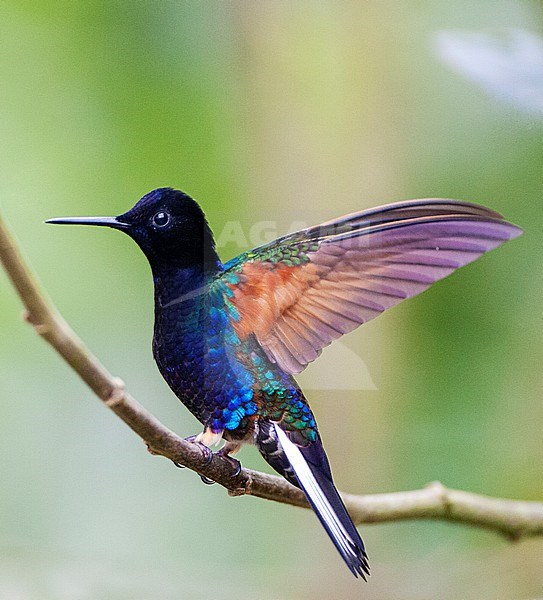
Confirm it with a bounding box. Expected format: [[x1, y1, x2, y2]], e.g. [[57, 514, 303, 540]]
[[1, 2, 542, 599]]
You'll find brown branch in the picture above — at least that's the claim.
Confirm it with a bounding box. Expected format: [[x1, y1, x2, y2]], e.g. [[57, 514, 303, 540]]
[[1, 212, 542, 540]]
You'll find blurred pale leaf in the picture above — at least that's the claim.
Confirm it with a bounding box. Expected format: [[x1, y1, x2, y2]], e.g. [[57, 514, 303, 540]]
[[435, 29, 543, 114]]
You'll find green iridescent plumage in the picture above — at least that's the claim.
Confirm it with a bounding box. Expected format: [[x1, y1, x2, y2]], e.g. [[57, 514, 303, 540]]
[[223, 239, 320, 271]]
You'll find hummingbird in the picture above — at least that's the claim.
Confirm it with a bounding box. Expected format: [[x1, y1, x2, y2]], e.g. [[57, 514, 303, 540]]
[[47, 188, 521, 578]]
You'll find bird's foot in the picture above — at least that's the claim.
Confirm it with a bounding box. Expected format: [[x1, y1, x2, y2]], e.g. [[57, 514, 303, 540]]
[[172, 434, 214, 471], [199, 474, 216, 485], [216, 446, 242, 477], [173, 435, 242, 482], [193, 429, 224, 484], [172, 434, 218, 485]]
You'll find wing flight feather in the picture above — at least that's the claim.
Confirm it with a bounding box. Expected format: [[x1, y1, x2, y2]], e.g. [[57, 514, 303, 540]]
[[217, 199, 521, 373]]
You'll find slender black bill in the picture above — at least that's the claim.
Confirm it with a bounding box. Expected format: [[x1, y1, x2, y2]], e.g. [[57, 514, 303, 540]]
[[45, 216, 129, 230]]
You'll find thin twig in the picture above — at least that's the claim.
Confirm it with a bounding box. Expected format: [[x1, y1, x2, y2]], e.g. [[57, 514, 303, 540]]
[[1, 212, 542, 540]]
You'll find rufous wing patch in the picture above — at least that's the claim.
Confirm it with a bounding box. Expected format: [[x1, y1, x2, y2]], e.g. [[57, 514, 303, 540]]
[[227, 261, 321, 341]]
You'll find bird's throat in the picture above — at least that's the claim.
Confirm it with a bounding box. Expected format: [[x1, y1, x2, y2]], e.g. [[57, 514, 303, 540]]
[[151, 262, 221, 310]]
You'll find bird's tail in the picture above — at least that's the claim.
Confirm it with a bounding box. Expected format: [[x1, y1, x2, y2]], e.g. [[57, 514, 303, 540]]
[[256, 420, 370, 579]]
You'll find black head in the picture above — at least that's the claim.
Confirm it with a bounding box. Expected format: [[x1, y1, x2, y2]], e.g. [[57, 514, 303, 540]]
[[47, 188, 220, 271]]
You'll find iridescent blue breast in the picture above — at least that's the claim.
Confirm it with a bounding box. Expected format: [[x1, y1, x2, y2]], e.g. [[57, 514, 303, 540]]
[[152, 269, 317, 442], [152, 282, 258, 431]]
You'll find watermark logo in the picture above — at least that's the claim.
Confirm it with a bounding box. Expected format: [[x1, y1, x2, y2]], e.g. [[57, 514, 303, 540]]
[[216, 220, 310, 249]]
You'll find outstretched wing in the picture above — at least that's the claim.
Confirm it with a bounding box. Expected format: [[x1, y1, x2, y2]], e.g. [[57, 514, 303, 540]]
[[218, 199, 522, 374]]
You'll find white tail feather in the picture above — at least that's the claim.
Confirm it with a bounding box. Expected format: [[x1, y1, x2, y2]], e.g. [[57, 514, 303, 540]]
[[273, 424, 361, 564]]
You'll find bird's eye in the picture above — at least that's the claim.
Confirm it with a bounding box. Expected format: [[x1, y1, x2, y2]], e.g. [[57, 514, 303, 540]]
[[152, 211, 171, 228]]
